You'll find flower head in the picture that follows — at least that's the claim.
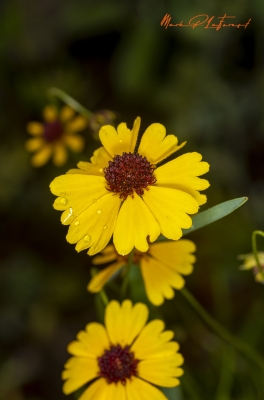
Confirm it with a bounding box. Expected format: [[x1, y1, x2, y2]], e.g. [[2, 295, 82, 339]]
[[89, 109, 117, 140], [89, 239, 196, 305], [26, 105, 86, 167], [239, 252, 264, 283], [62, 300, 184, 399], [50, 117, 209, 255]]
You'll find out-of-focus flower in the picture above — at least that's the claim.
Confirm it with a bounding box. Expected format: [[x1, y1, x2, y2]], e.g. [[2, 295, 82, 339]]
[[25, 105, 86, 167], [239, 252, 264, 283], [62, 300, 184, 400], [88, 239, 196, 306], [50, 117, 209, 256], [89, 109, 117, 140]]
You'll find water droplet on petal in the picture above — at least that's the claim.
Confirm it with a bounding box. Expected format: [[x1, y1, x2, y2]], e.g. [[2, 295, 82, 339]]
[[103, 225, 107, 230], [99, 168, 103, 173], [60, 197, 68, 206], [122, 253, 125, 256], [84, 235, 91, 243], [119, 139, 123, 143], [68, 193, 71, 196], [97, 209, 101, 214], [74, 221, 80, 226], [63, 207, 73, 223]]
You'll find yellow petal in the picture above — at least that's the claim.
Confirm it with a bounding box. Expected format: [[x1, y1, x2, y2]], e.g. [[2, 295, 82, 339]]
[[60, 105, 75, 122], [92, 244, 117, 264], [132, 320, 179, 359], [43, 105, 58, 122], [50, 174, 107, 216], [140, 257, 185, 306], [66, 116, 87, 132], [105, 300, 149, 346], [99, 117, 140, 158], [25, 138, 45, 152], [143, 186, 198, 240], [113, 193, 160, 255], [138, 122, 186, 164], [90, 146, 112, 167], [102, 381, 126, 400], [78, 378, 108, 400], [67, 322, 109, 358], [126, 376, 168, 400], [26, 122, 44, 136], [150, 240, 196, 274], [64, 134, 84, 152], [138, 355, 184, 387], [66, 193, 121, 256], [31, 144, 52, 167], [62, 358, 98, 394], [88, 261, 124, 292], [53, 143, 68, 166], [156, 152, 210, 196]]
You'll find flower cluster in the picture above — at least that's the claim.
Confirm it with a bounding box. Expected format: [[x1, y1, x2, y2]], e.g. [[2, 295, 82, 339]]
[[49, 116, 210, 400]]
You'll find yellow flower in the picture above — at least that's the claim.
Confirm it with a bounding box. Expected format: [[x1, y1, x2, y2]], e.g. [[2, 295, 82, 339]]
[[25, 105, 86, 167], [62, 300, 184, 400], [88, 239, 196, 306], [239, 252, 264, 283], [50, 117, 209, 255]]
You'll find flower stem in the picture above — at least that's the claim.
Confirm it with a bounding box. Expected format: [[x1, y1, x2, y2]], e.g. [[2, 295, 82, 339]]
[[46, 87, 93, 119], [252, 230, 264, 279], [180, 287, 264, 372], [120, 248, 135, 299]]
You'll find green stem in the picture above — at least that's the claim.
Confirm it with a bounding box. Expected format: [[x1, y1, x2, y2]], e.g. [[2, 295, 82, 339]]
[[99, 289, 109, 307], [120, 248, 135, 299], [252, 230, 264, 279], [46, 87, 93, 119], [180, 288, 264, 372]]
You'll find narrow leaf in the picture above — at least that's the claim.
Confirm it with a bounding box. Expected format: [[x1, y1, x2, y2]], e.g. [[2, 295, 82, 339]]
[[157, 197, 248, 242]]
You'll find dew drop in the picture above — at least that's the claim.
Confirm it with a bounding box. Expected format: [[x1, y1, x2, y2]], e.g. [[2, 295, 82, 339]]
[[103, 225, 107, 230], [63, 207, 73, 223], [122, 253, 125, 256], [60, 197, 68, 206], [68, 193, 71, 196], [74, 220, 80, 226], [84, 234, 91, 243], [119, 139, 123, 143], [99, 168, 103, 173], [97, 209, 101, 214]]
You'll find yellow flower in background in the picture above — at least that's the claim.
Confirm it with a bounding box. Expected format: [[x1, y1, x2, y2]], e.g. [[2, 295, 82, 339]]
[[239, 252, 264, 283], [62, 300, 184, 400], [50, 117, 209, 256], [88, 239, 196, 306], [26, 105, 86, 167]]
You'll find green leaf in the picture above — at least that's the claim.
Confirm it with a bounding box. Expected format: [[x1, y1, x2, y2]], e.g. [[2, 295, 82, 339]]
[[157, 197, 248, 241], [160, 386, 184, 400]]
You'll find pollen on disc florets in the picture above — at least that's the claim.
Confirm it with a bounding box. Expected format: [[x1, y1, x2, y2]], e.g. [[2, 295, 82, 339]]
[[104, 152, 157, 200], [98, 344, 139, 384]]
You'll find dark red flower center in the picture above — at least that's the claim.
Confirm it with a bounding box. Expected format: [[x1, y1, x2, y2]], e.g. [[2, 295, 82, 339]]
[[104, 152, 156, 200], [43, 121, 64, 142], [98, 344, 139, 384]]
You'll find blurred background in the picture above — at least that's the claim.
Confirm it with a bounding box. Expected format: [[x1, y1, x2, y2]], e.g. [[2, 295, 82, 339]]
[[1, 0, 264, 399]]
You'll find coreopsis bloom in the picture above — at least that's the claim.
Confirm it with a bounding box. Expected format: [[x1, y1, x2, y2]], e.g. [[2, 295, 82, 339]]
[[239, 252, 264, 283], [88, 239, 196, 306], [62, 300, 184, 400], [26, 105, 86, 167], [50, 117, 209, 255]]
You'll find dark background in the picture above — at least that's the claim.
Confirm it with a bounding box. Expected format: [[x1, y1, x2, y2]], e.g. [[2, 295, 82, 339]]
[[1, 0, 264, 399]]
